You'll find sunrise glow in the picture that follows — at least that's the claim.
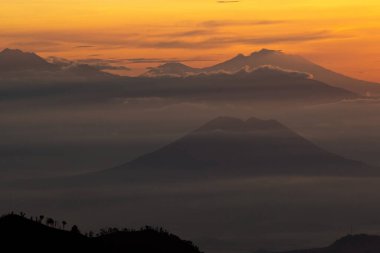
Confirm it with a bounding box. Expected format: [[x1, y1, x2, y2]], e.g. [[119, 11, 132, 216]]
[[1, 0, 379, 80]]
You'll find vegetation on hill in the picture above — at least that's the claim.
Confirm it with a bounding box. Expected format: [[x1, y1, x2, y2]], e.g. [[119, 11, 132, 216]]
[[0, 212, 202, 253]]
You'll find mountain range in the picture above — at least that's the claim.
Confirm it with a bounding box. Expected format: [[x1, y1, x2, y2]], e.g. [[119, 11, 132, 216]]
[[0, 48, 359, 106], [2, 48, 379, 97], [125, 66, 358, 104], [144, 49, 380, 96]]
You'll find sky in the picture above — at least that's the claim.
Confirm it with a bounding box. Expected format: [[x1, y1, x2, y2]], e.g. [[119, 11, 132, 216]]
[[1, 0, 380, 81]]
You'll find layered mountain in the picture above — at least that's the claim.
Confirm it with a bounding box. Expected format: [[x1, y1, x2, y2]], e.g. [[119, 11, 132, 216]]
[[0, 48, 360, 106], [0, 214, 202, 253], [143, 49, 380, 95], [130, 66, 358, 104], [101, 116, 376, 182]]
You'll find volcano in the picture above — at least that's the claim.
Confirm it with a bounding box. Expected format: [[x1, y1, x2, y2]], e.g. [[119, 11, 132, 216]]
[[101, 117, 376, 182]]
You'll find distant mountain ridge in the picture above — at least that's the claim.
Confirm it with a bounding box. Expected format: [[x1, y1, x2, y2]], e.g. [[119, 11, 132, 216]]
[[144, 49, 380, 95], [0, 48, 367, 106], [2, 48, 378, 96], [136, 66, 359, 104], [0, 48, 114, 80]]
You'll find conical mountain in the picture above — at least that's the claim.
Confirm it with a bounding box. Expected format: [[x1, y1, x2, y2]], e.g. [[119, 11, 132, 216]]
[[104, 116, 375, 180]]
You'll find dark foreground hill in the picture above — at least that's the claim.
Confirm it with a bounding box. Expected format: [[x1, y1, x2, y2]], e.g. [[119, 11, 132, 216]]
[[277, 234, 380, 253], [0, 214, 202, 253], [2, 214, 380, 253]]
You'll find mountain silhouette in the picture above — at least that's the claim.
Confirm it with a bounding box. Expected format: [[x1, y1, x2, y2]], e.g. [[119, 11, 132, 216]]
[[0, 213, 202, 253], [0, 48, 114, 80], [144, 49, 380, 95], [0, 48, 56, 72], [0, 48, 360, 105], [102, 116, 375, 181], [277, 234, 380, 253]]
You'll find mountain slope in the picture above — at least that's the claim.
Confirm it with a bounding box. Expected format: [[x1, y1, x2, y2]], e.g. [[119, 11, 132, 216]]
[[0, 48, 114, 81], [0, 48, 56, 72], [0, 214, 92, 253], [103, 116, 375, 180], [205, 49, 380, 95], [134, 66, 359, 105], [279, 234, 380, 253], [143, 49, 380, 95]]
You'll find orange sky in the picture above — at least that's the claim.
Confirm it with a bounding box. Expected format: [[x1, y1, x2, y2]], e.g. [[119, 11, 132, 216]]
[[1, 0, 380, 81]]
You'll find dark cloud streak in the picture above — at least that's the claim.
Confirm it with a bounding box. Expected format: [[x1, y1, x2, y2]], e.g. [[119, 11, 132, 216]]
[[140, 31, 338, 49]]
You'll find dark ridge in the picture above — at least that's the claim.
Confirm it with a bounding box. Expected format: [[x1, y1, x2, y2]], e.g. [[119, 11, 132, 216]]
[[330, 234, 380, 250], [280, 234, 380, 253], [0, 213, 202, 253]]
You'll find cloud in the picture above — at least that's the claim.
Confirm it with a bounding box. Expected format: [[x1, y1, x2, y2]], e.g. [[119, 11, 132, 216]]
[[199, 19, 285, 27], [217, 0, 241, 3], [74, 45, 96, 48], [46, 57, 131, 71], [0, 27, 350, 52], [155, 29, 215, 38], [139, 31, 336, 49], [75, 58, 131, 71], [127, 57, 216, 64], [88, 64, 131, 71], [250, 65, 314, 79]]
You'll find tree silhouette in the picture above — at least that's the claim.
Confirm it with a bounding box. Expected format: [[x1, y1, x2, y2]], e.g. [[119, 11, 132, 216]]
[[46, 218, 54, 227], [62, 221, 67, 230], [39, 215, 44, 223], [71, 225, 81, 234]]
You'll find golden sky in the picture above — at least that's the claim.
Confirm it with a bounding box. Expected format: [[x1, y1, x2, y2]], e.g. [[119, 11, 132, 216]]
[[1, 0, 380, 81]]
